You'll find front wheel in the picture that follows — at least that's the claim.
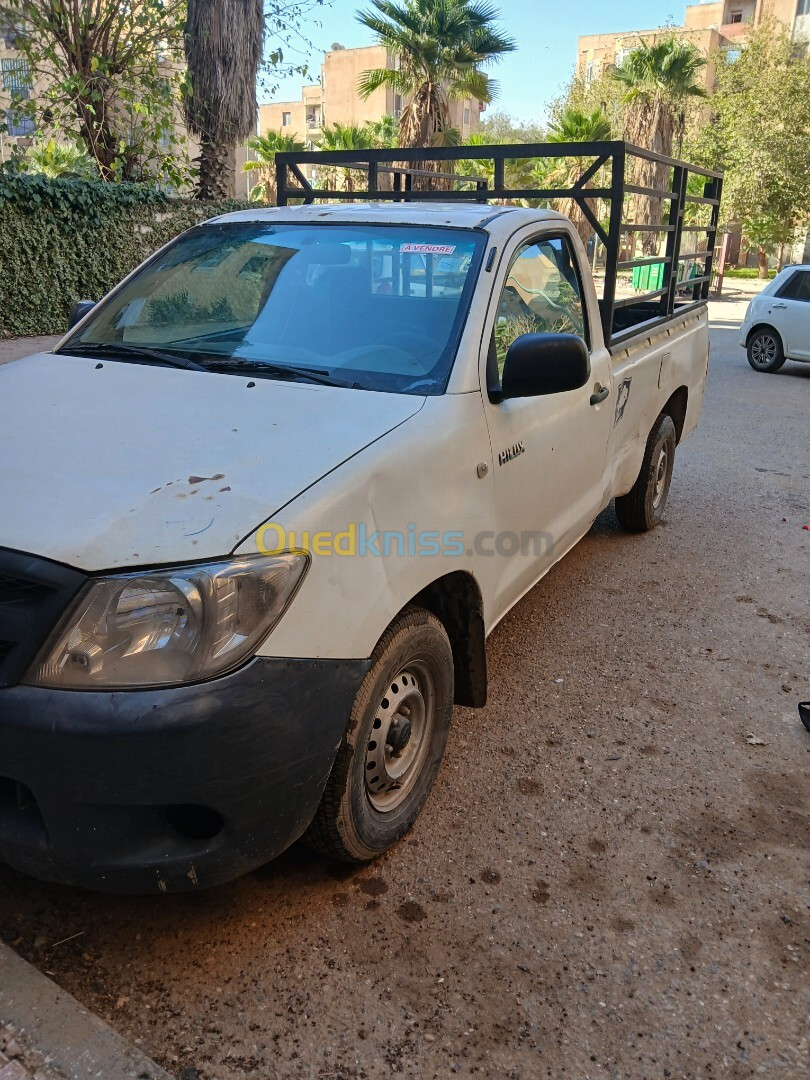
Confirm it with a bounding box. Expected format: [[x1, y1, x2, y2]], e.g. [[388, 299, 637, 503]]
[[304, 606, 454, 862], [615, 413, 677, 533], [747, 328, 785, 373]]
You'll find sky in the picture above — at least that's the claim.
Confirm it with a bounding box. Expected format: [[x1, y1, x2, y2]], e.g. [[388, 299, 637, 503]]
[[261, 0, 692, 123]]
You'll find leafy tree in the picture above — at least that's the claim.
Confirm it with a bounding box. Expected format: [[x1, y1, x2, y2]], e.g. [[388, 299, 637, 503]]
[[184, 0, 265, 201], [244, 129, 306, 203], [0, 0, 187, 183], [612, 37, 706, 251], [356, 0, 515, 149], [477, 109, 544, 143], [690, 23, 810, 277], [547, 106, 611, 247]]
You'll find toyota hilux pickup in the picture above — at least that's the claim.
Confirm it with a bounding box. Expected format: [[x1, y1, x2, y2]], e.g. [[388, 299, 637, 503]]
[[0, 143, 722, 892]]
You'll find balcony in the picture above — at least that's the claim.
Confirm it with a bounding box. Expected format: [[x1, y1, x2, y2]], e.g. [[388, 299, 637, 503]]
[[720, 20, 752, 38]]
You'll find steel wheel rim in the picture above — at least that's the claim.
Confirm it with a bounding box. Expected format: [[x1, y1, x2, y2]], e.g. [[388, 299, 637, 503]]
[[751, 335, 777, 367], [652, 446, 669, 509], [365, 661, 435, 812]]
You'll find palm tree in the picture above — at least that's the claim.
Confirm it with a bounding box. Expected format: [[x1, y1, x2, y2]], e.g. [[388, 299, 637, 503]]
[[184, 0, 265, 201], [547, 106, 611, 247], [365, 113, 400, 148], [612, 37, 706, 252], [244, 131, 306, 204], [356, 0, 515, 154], [317, 122, 376, 191]]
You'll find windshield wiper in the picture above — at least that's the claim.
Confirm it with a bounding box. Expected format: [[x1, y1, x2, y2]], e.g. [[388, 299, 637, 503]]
[[201, 356, 345, 387], [57, 342, 207, 372]]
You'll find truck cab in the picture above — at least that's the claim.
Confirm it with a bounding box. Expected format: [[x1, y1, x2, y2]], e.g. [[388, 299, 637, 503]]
[[0, 144, 720, 893]]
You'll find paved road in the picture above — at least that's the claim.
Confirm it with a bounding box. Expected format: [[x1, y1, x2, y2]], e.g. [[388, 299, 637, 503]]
[[0, 294, 807, 1079]]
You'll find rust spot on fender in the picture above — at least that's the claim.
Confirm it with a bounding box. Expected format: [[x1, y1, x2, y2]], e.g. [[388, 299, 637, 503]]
[[188, 473, 226, 484]]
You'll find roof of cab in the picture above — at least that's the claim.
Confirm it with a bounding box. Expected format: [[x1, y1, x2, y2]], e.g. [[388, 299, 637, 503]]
[[208, 201, 568, 233]]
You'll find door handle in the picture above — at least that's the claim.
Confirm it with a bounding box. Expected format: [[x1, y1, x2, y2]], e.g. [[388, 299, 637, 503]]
[[772, 302, 787, 309], [590, 385, 610, 406]]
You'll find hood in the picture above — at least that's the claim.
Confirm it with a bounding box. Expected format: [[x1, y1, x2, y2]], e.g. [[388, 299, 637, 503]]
[[0, 353, 423, 571]]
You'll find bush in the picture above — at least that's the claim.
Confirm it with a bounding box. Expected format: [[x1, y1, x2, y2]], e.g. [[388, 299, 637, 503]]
[[0, 174, 244, 337]]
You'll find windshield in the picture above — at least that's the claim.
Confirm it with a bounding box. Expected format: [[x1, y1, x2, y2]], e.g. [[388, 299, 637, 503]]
[[64, 222, 485, 395]]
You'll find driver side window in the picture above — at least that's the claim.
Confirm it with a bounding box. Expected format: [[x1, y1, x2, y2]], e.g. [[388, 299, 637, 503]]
[[492, 235, 588, 383]]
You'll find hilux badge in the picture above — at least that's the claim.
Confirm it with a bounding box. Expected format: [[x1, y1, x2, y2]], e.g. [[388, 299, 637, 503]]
[[498, 441, 525, 466]]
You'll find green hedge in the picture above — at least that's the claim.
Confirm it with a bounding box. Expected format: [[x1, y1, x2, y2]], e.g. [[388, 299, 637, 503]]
[[0, 174, 244, 337]]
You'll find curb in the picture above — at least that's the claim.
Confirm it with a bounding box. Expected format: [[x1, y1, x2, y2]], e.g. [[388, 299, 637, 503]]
[[0, 943, 173, 1080]]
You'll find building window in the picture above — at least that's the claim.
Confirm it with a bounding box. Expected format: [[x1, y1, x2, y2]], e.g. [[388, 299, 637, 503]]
[[0, 22, 20, 48], [282, 111, 291, 127], [797, 0, 810, 13], [614, 47, 630, 68], [6, 109, 34, 136], [729, 10, 743, 22], [584, 59, 598, 86], [1, 57, 32, 99], [463, 105, 471, 127], [394, 93, 402, 118]]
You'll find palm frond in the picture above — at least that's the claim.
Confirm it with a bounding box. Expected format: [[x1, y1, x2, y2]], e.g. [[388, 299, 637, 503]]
[[357, 0, 514, 148]]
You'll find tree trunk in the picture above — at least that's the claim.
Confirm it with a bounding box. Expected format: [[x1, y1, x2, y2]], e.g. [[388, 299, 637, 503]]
[[624, 94, 672, 256], [75, 93, 118, 181], [196, 140, 232, 201], [398, 83, 452, 192], [757, 247, 769, 279]]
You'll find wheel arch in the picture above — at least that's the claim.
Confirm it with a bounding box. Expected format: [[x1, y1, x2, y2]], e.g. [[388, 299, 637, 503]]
[[408, 570, 487, 708], [745, 322, 783, 349], [661, 385, 689, 444]]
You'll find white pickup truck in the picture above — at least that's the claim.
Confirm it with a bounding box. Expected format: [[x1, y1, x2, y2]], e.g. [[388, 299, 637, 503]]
[[0, 146, 720, 892]]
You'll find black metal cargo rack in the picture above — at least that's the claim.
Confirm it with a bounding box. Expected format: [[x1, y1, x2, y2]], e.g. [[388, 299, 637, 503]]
[[274, 141, 722, 350]]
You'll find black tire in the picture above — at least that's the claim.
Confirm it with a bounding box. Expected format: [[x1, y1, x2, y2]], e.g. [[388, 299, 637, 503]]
[[615, 413, 677, 533], [304, 606, 454, 862], [746, 327, 786, 373]]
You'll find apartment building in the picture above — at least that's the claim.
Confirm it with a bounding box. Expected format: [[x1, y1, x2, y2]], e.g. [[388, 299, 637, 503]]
[[578, 1, 810, 265], [577, 0, 807, 88], [259, 43, 483, 147], [0, 22, 37, 158]]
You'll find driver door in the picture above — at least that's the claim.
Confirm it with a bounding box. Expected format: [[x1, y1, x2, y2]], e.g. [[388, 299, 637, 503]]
[[481, 229, 614, 613]]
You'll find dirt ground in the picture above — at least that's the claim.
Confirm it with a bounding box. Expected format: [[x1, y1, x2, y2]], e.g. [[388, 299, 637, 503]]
[[0, 291, 808, 1080]]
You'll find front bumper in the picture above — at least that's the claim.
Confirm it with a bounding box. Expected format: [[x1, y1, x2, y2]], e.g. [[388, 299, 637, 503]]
[[0, 656, 369, 893]]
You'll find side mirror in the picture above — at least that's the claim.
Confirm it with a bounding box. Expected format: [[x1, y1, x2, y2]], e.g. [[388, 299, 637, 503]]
[[68, 299, 96, 330], [499, 333, 590, 400]]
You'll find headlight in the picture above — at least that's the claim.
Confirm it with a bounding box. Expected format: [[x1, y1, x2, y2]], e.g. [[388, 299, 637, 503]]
[[27, 553, 308, 690]]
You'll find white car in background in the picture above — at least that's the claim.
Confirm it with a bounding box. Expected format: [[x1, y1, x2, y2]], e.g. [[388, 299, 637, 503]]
[[739, 264, 810, 372]]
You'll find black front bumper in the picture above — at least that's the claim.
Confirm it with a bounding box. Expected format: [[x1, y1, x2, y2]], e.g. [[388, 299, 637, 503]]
[[0, 656, 369, 893]]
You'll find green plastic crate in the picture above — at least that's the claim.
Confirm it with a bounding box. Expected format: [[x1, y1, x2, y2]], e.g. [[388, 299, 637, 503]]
[[632, 262, 665, 291]]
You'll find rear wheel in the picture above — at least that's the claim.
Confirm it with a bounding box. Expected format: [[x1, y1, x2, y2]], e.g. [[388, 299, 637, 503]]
[[747, 327, 785, 373], [615, 413, 677, 533], [304, 606, 453, 862]]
